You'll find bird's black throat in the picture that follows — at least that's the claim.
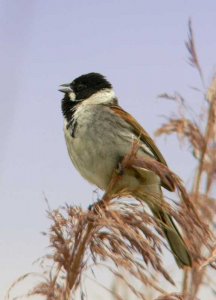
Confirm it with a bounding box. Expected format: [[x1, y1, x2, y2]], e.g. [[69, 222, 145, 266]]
[[61, 93, 81, 123]]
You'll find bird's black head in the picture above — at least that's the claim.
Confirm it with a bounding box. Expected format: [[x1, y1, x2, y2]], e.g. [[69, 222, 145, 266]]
[[59, 73, 113, 122], [59, 72, 112, 101]]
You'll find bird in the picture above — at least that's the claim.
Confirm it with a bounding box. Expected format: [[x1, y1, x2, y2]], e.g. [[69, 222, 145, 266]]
[[59, 72, 192, 268]]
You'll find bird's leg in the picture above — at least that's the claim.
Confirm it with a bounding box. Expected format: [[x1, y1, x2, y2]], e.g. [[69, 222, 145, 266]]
[[116, 160, 124, 176], [88, 140, 141, 212], [88, 158, 125, 212], [88, 199, 106, 212], [88, 141, 141, 212]]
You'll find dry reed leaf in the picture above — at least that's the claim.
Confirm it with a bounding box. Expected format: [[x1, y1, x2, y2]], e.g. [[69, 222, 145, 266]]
[[185, 18, 204, 85], [158, 93, 185, 105], [199, 248, 216, 270], [207, 76, 216, 103], [154, 23, 216, 298], [155, 118, 205, 159], [155, 293, 185, 300]]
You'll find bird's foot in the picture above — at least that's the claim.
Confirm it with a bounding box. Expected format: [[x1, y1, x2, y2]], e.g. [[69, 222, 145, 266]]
[[88, 199, 106, 212], [116, 161, 124, 176]]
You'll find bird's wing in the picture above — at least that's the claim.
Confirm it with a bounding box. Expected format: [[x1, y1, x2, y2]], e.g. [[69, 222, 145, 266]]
[[110, 105, 175, 191], [110, 105, 167, 166]]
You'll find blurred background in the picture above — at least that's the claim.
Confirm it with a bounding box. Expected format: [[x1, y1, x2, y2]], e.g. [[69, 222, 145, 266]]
[[0, 0, 216, 299]]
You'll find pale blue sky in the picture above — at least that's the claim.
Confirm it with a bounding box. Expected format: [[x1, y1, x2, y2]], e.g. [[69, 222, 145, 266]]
[[0, 0, 216, 298]]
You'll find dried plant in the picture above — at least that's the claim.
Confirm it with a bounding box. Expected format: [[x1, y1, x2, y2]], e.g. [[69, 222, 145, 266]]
[[7, 139, 214, 300], [155, 294, 185, 300], [185, 19, 204, 86], [156, 20, 216, 300], [7, 20, 216, 300]]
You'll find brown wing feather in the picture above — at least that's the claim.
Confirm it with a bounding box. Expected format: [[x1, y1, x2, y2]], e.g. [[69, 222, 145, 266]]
[[110, 105, 174, 191], [110, 105, 167, 166]]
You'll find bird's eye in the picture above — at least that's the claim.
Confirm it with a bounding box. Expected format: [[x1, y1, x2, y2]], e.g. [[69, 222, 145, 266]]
[[76, 83, 86, 91]]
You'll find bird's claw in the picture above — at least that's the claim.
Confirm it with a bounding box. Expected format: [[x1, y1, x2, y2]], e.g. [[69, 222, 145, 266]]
[[88, 199, 106, 212]]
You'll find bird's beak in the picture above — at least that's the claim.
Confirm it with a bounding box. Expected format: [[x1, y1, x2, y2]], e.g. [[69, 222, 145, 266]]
[[58, 83, 73, 93]]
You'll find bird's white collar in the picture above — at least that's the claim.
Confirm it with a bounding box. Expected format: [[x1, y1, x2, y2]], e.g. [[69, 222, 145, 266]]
[[81, 88, 116, 106]]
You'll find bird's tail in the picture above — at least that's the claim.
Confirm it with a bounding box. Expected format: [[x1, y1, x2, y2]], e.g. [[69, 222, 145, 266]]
[[152, 207, 192, 268], [128, 166, 192, 267]]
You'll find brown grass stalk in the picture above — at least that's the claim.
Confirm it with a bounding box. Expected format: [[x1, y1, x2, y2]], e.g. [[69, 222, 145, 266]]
[[156, 19, 216, 300], [8, 139, 214, 300], [185, 18, 204, 87]]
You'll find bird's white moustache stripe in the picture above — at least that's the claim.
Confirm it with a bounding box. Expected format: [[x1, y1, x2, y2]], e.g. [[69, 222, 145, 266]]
[[68, 92, 76, 101]]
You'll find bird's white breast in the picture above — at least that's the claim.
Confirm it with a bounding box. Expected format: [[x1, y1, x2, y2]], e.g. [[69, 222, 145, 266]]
[[63, 89, 120, 189]]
